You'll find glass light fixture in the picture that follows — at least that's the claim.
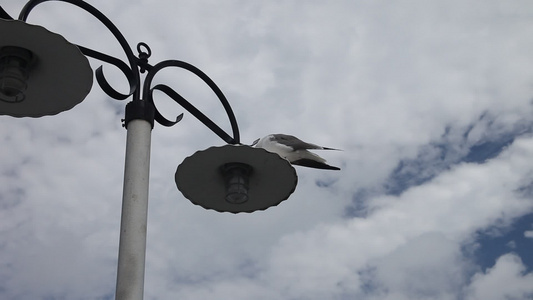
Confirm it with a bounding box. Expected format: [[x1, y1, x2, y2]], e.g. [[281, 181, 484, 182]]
[[221, 162, 253, 204], [0, 46, 34, 103]]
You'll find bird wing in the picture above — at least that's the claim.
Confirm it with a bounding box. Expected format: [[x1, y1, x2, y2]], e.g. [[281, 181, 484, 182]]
[[271, 134, 326, 150]]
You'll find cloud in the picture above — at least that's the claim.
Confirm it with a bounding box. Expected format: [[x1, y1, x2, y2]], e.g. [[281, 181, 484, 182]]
[[466, 254, 533, 300], [1, 0, 533, 299]]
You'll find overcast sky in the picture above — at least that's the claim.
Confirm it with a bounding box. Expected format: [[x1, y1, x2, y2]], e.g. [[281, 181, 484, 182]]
[[1, 0, 533, 299]]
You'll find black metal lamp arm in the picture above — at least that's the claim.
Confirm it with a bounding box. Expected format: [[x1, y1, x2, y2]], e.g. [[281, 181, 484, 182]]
[[1, 0, 241, 144], [143, 59, 241, 145], [19, 0, 141, 101]]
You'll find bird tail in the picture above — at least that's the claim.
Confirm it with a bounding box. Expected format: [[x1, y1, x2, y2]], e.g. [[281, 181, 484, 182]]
[[320, 146, 342, 151], [291, 159, 341, 170]]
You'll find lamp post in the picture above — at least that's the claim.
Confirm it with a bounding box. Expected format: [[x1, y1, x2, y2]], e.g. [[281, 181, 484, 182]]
[[0, 1, 298, 299]]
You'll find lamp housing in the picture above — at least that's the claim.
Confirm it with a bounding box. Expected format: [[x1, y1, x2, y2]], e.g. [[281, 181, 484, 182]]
[[0, 19, 93, 117], [176, 144, 298, 213]]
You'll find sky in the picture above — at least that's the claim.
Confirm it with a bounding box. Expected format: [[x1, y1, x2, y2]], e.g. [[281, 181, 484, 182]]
[[1, 0, 533, 299]]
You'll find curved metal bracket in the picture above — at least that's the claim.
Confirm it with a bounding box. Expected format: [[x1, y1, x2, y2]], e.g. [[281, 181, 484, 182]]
[[18, 0, 141, 101], [152, 84, 235, 144], [78, 46, 136, 100], [143, 60, 240, 144]]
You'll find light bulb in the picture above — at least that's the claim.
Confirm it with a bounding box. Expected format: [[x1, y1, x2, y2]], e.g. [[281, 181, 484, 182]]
[[221, 163, 252, 204], [0, 46, 34, 103]]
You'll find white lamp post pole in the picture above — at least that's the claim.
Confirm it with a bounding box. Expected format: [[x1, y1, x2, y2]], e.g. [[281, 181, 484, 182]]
[[115, 119, 151, 300], [114, 101, 154, 300]]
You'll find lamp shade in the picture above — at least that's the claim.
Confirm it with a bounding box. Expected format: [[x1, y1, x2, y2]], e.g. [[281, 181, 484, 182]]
[[0, 19, 92, 117], [176, 144, 298, 213]]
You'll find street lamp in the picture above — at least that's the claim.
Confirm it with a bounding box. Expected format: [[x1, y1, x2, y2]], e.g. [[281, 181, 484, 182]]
[[0, 19, 93, 116], [0, 1, 298, 300]]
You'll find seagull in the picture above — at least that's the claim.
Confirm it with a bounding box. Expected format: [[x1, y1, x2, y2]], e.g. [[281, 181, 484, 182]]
[[252, 134, 341, 170]]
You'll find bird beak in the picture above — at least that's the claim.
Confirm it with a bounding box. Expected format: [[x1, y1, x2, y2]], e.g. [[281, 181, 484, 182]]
[[251, 138, 259, 146]]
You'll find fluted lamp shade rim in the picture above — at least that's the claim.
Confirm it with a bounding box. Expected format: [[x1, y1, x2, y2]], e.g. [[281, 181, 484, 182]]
[[176, 144, 298, 213], [0, 19, 93, 117]]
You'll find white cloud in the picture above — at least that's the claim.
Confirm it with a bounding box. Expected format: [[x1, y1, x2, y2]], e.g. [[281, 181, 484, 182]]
[[368, 233, 468, 299], [1, 0, 533, 299], [466, 254, 533, 300]]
